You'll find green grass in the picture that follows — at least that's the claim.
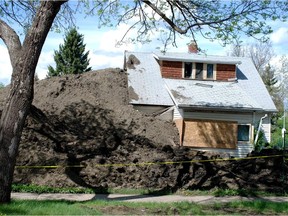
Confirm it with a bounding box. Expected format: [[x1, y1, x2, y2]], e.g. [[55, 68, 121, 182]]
[[212, 188, 288, 197], [12, 183, 288, 197], [12, 184, 95, 194], [0, 200, 100, 215], [1, 200, 288, 215]]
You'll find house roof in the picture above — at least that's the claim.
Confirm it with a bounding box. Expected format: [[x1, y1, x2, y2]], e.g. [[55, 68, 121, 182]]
[[125, 51, 174, 106], [156, 52, 242, 65], [125, 51, 277, 112], [164, 78, 262, 111]]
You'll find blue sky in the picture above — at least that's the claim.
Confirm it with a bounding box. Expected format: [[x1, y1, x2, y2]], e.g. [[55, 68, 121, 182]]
[[0, 7, 287, 85]]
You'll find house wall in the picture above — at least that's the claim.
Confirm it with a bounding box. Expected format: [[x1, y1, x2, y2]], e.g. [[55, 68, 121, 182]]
[[254, 113, 272, 143], [216, 64, 236, 81], [160, 61, 182, 79], [182, 110, 254, 124], [174, 108, 272, 158], [160, 61, 236, 81]]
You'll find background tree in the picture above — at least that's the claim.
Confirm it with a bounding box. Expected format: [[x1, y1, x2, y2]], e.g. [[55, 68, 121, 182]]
[[47, 28, 91, 77], [228, 40, 274, 74], [248, 41, 275, 73], [278, 55, 288, 101], [0, 0, 287, 203], [261, 64, 281, 109], [228, 40, 283, 110]]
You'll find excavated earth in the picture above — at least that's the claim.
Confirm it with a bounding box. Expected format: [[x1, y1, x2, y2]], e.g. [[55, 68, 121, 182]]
[[0, 68, 287, 193]]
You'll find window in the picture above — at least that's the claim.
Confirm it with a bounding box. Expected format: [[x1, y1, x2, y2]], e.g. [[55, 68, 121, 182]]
[[184, 62, 193, 78], [207, 64, 214, 79], [195, 63, 203, 79], [237, 125, 250, 142], [183, 62, 216, 80]]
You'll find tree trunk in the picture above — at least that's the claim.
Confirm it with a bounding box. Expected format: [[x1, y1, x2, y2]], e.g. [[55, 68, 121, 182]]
[[0, 1, 66, 203]]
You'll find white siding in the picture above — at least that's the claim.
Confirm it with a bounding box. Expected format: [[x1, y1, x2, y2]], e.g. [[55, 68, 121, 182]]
[[183, 111, 253, 123], [254, 113, 272, 143], [173, 107, 184, 119], [176, 110, 266, 158], [191, 143, 253, 158]]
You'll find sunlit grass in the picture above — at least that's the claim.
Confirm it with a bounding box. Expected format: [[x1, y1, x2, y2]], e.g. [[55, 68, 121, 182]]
[[12, 183, 288, 197], [1, 199, 288, 215], [0, 200, 100, 215]]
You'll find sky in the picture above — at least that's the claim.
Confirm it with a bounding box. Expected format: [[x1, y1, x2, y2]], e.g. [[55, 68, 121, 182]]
[[0, 4, 288, 86]]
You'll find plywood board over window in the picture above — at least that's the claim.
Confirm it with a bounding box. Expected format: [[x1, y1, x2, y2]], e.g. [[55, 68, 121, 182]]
[[183, 119, 237, 149]]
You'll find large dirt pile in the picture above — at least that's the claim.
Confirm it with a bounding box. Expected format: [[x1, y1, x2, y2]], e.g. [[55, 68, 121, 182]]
[[0, 68, 287, 192]]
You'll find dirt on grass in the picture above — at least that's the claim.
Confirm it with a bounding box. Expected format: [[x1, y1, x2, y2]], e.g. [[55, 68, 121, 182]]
[[0, 68, 287, 193]]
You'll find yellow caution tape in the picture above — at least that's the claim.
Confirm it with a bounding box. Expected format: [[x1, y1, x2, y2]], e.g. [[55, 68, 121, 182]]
[[15, 154, 287, 169]]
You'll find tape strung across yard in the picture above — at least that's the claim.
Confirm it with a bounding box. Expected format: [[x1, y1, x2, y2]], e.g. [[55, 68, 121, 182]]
[[15, 154, 287, 169]]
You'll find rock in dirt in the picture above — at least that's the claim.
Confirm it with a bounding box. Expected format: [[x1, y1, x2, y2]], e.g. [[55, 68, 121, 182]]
[[0, 68, 287, 192]]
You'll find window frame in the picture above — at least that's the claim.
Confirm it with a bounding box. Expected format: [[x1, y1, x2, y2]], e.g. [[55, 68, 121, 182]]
[[237, 124, 252, 143], [183, 62, 216, 80], [184, 62, 193, 78]]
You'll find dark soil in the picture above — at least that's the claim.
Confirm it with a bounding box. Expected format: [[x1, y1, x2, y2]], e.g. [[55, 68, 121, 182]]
[[0, 68, 287, 193]]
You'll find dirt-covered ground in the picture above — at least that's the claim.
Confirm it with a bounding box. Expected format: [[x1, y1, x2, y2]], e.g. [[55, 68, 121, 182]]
[[0, 69, 287, 192]]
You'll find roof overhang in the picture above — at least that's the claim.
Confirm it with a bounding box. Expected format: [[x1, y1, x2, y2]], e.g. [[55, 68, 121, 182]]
[[155, 54, 242, 65], [178, 104, 264, 112]]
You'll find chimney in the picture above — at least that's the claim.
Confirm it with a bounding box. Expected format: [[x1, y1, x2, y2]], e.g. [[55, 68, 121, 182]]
[[188, 41, 198, 54]]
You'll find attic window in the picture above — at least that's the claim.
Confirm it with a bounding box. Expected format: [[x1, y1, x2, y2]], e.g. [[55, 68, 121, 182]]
[[195, 63, 203, 79], [183, 62, 216, 80], [207, 64, 214, 79], [184, 62, 192, 78]]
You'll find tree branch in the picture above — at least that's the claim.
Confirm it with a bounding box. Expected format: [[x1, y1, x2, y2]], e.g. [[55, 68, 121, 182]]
[[142, 0, 187, 34], [0, 19, 21, 68]]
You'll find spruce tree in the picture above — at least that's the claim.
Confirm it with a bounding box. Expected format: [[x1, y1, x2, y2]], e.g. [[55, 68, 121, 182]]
[[47, 28, 91, 77]]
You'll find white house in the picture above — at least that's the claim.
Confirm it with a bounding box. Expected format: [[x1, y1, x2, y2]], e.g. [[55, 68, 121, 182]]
[[124, 47, 277, 158]]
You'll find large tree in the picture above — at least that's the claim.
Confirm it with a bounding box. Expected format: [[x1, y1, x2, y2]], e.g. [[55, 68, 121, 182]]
[[0, 0, 287, 203], [47, 28, 91, 77], [0, 1, 68, 203]]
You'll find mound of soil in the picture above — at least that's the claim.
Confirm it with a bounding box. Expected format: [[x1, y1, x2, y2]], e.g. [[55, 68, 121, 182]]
[[0, 69, 287, 192]]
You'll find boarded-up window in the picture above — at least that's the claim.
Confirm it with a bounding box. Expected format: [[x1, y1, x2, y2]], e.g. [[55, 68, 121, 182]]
[[183, 119, 237, 149]]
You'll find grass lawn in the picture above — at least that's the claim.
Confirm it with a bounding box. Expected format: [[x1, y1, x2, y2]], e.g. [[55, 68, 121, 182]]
[[1, 200, 288, 215]]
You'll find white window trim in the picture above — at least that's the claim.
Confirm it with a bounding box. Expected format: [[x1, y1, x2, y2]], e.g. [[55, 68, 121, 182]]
[[237, 124, 253, 144], [182, 62, 217, 80]]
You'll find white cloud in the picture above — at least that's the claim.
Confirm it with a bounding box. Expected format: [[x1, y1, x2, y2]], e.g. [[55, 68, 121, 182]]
[[1, 14, 288, 85], [270, 27, 288, 56], [270, 27, 288, 44], [36, 50, 54, 79], [0, 44, 12, 85]]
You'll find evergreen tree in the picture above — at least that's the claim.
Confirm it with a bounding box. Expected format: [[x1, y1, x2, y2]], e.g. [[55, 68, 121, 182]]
[[47, 28, 91, 77], [262, 64, 282, 111], [262, 64, 279, 95]]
